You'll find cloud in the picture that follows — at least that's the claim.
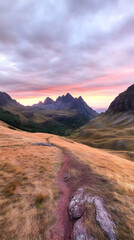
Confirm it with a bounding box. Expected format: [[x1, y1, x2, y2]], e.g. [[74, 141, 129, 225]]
[[0, 0, 134, 106], [67, 0, 118, 16]]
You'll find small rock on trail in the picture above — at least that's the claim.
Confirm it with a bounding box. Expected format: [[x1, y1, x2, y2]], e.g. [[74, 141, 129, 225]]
[[63, 173, 71, 182], [35, 142, 52, 146]]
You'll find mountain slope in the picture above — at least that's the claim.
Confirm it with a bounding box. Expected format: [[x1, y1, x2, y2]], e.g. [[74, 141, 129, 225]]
[[0, 120, 133, 239], [72, 85, 134, 160], [0, 91, 20, 106]]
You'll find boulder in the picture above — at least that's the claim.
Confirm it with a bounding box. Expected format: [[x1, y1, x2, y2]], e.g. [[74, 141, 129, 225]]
[[68, 188, 84, 220]]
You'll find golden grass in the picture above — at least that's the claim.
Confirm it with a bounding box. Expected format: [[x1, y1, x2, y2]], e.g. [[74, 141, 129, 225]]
[[0, 121, 62, 240]]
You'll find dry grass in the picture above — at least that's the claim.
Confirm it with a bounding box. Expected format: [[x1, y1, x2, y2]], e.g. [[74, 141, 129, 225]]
[[0, 121, 62, 240]]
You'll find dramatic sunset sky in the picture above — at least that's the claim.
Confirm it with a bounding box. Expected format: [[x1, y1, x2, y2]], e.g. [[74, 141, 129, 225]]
[[0, 0, 134, 111]]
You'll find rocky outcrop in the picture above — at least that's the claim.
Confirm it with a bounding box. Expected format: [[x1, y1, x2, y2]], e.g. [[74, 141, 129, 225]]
[[68, 188, 117, 240]]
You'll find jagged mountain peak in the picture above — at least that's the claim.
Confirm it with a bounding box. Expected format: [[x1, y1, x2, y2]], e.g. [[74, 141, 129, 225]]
[[78, 96, 83, 100], [56, 93, 74, 102], [77, 96, 85, 103], [44, 97, 54, 104], [66, 92, 73, 98]]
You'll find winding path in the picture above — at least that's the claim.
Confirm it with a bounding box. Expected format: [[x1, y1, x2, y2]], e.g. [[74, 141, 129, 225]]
[[50, 148, 73, 240]]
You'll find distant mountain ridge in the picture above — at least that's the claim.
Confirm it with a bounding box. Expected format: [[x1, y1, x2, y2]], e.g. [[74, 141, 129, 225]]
[[33, 93, 98, 118]]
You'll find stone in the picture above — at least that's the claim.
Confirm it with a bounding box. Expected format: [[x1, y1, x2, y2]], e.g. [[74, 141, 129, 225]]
[[35, 142, 52, 146], [68, 188, 84, 220], [94, 196, 116, 240], [63, 173, 71, 182]]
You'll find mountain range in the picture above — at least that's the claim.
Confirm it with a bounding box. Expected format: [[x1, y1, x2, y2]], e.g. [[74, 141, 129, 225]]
[[33, 93, 97, 118], [0, 84, 134, 137], [0, 92, 98, 135]]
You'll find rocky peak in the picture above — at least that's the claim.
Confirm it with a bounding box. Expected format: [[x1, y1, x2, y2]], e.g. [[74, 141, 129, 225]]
[[78, 96, 83, 100], [44, 97, 54, 104], [56, 93, 74, 103], [77, 96, 85, 103]]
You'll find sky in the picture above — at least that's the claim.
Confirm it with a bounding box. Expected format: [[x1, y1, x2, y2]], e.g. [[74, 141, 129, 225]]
[[0, 0, 134, 111]]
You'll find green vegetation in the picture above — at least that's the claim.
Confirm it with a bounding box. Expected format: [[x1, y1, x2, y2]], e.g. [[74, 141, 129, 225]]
[[0, 107, 90, 135], [0, 107, 21, 128]]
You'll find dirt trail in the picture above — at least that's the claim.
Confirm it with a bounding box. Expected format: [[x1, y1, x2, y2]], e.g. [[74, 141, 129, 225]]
[[36, 137, 73, 239], [50, 149, 73, 240]]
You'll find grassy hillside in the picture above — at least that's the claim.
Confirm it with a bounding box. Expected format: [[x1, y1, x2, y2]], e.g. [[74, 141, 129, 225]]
[[0, 121, 134, 239], [1, 105, 91, 136], [72, 112, 134, 161]]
